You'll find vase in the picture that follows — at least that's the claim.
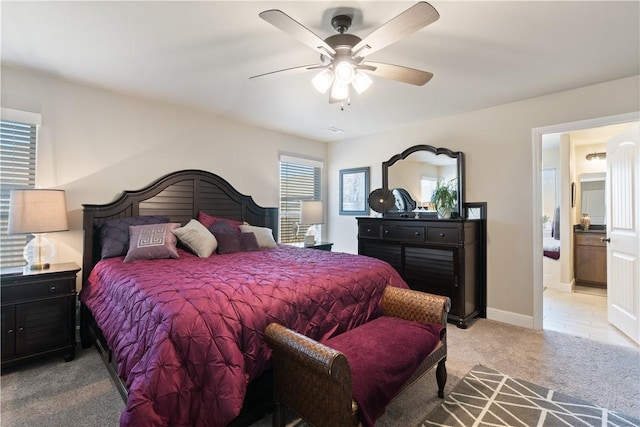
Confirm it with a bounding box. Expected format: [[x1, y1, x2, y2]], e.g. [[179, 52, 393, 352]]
[[580, 213, 591, 230], [437, 206, 452, 219]]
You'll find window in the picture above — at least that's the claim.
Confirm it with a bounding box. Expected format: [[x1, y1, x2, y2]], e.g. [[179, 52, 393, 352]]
[[279, 155, 322, 243], [421, 176, 437, 209], [1, 117, 38, 268]]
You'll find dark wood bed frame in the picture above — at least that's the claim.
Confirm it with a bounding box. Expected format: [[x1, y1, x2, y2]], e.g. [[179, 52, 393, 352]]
[[80, 169, 279, 426]]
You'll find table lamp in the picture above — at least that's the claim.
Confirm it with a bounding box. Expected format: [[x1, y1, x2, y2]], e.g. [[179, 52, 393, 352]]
[[8, 189, 69, 270], [300, 200, 324, 245]]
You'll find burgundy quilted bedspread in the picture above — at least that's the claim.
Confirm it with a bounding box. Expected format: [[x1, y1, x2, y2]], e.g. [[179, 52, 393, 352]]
[[80, 245, 407, 426]]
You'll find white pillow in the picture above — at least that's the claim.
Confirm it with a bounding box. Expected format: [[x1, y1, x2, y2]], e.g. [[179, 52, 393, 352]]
[[239, 224, 277, 249], [172, 219, 217, 257]]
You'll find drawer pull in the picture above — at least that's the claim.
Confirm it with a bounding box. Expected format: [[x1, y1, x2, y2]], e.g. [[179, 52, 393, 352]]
[[600, 237, 610, 243], [440, 233, 445, 237], [415, 231, 420, 236], [18, 327, 24, 332], [366, 228, 371, 233], [50, 286, 57, 292], [384, 230, 389, 234], [7, 329, 13, 335]]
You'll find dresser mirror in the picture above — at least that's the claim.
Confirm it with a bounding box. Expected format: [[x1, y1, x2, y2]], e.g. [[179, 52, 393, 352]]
[[382, 144, 464, 217]]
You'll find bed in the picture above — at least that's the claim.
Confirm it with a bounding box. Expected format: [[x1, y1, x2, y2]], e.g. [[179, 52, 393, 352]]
[[543, 236, 561, 288], [79, 169, 408, 427]]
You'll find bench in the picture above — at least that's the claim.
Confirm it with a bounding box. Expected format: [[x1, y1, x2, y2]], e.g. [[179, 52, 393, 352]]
[[264, 286, 450, 427]]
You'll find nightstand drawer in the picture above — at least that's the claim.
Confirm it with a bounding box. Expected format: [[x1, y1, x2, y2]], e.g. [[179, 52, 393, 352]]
[[426, 226, 460, 244], [1, 277, 75, 303]]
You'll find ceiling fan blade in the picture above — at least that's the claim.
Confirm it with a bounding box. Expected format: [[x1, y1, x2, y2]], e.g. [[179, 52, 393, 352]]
[[362, 62, 433, 86], [259, 10, 336, 57], [352, 2, 439, 57], [249, 64, 325, 80]]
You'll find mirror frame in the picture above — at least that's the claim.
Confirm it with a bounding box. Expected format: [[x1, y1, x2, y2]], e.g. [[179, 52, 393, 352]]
[[382, 144, 465, 218]]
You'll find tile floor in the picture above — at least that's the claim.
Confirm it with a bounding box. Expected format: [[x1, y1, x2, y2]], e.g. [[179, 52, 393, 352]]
[[543, 286, 639, 349]]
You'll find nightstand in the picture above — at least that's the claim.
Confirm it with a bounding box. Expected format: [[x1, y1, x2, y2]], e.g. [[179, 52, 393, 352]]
[[288, 241, 334, 251], [1, 262, 80, 369]]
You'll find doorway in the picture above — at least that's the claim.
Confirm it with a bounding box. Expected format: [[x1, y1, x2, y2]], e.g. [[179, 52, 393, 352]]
[[532, 112, 639, 348]]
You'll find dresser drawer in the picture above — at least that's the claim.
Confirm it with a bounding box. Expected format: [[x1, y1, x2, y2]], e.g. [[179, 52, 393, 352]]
[[358, 223, 380, 238], [382, 225, 425, 242], [1, 277, 75, 303], [426, 226, 460, 244]]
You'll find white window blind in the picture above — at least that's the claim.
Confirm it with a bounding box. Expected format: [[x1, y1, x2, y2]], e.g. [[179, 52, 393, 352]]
[[279, 157, 322, 243], [1, 119, 38, 268]]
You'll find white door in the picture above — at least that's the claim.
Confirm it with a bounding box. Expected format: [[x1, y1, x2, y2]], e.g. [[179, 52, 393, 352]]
[[607, 124, 640, 344]]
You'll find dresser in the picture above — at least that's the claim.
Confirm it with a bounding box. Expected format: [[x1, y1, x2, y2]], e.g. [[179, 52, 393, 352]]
[[1, 262, 80, 368], [357, 217, 486, 328]]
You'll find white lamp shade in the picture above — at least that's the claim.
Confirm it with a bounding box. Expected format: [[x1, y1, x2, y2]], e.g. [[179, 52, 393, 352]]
[[300, 201, 324, 225], [352, 70, 373, 94], [8, 189, 69, 234], [312, 69, 334, 94]]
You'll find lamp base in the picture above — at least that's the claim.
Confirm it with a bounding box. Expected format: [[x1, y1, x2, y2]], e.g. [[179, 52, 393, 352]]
[[27, 262, 51, 270], [304, 235, 315, 246], [24, 234, 55, 270]]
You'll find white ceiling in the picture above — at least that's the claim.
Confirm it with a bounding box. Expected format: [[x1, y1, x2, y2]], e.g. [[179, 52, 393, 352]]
[[2, 1, 639, 142]]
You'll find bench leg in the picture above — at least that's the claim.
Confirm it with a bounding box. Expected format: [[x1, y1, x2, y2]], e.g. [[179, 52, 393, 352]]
[[436, 360, 447, 398], [272, 402, 285, 427]]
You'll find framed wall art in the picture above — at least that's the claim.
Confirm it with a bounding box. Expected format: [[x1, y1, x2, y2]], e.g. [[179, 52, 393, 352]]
[[339, 167, 370, 215]]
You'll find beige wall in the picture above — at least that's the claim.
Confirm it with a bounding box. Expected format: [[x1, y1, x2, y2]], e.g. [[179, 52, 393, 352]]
[[327, 75, 639, 324], [3, 64, 638, 328], [1, 65, 327, 280]]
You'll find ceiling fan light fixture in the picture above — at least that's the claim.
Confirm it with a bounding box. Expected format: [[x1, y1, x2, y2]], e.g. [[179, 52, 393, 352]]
[[331, 81, 350, 101], [352, 70, 373, 94], [334, 61, 355, 84], [312, 69, 334, 93]]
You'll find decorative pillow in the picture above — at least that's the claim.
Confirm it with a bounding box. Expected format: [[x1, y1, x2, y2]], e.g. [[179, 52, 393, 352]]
[[208, 220, 237, 235], [99, 215, 169, 259], [172, 219, 217, 257], [213, 232, 242, 254], [213, 231, 261, 254], [240, 232, 260, 252], [239, 224, 277, 249], [123, 223, 180, 263], [198, 211, 243, 232]]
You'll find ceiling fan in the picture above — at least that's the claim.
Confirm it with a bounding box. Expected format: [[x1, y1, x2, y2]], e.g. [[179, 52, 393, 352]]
[[250, 2, 439, 108]]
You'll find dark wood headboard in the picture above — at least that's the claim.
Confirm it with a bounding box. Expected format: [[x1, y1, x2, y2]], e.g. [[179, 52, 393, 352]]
[[82, 169, 278, 284]]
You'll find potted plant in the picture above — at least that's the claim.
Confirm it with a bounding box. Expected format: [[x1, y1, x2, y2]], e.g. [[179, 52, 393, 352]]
[[431, 178, 457, 219]]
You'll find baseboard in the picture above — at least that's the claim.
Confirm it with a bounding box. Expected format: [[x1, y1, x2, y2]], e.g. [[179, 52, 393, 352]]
[[557, 279, 575, 293], [486, 307, 534, 329]]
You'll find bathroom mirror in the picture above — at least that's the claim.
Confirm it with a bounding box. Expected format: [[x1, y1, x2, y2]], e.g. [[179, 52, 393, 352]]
[[580, 172, 606, 224], [382, 145, 464, 217]]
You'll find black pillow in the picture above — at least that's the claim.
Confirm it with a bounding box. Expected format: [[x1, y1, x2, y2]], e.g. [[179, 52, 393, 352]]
[[208, 221, 236, 235], [99, 216, 169, 259], [214, 231, 260, 254]]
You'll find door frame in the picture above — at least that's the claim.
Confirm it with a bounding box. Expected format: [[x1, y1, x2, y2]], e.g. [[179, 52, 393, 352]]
[[531, 111, 640, 330]]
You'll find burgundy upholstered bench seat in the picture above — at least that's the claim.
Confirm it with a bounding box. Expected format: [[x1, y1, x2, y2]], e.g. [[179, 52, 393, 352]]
[[323, 316, 443, 426], [265, 286, 450, 427]]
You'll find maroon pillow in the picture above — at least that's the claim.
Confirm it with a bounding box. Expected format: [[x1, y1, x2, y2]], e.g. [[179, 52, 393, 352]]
[[99, 215, 169, 259], [198, 211, 243, 232], [123, 223, 180, 263], [214, 232, 260, 254]]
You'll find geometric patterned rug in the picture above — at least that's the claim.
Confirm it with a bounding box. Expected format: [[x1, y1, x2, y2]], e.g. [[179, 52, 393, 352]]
[[421, 365, 640, 427]]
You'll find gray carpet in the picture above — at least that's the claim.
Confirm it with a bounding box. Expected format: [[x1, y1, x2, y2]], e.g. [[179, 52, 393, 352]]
[[1, 319, 638, 427], [422, 365, 640, 426]]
